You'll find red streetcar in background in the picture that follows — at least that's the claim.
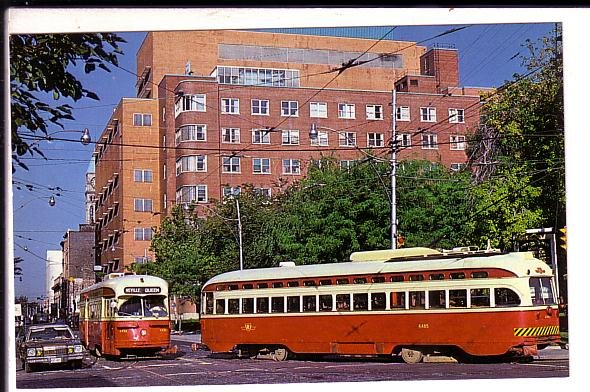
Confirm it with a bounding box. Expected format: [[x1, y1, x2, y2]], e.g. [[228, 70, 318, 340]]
[[200, 247, 561, 363], [79, 273, 171, 358]]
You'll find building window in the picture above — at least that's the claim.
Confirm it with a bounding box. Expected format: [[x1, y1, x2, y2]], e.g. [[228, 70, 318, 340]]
[[310, 131, 329, 147], [222, 128, 240, 143], [396, 106, 410, 121], [174, 94, 206, 116], [339, 132, 357, 147], [451, 163, 466, 172], [251, 99, 269, 115], [134, 228, 153, 241], [254, 187, 272, 198], [216, 66, 300, 88], [222, 186, 241, 199], [253, 158, 271, 174], [281, 101, 299, 117], [340, 160, 356, 170], [222, 156, 241, 173], [366, 104, 383, 120], [367, 133, 384, 147], [338, 103, 356, 119], [421, 134, 438, 149], [221, 98, 239, 114], [252, 129, 271, 144], [420, 107, 436, 122], [133, 169, 153, 182], [449, 108, 465, 123], [282, 159, 300, 175], [175, 124, 206, 145], [133, 113, 152, 126], [176, 185, 207, 203], [281, 129, 300, 145], [450, 135, 466, 150], [134, 198, 153, 212], [310, 102, 327, 118], [397, 133, 412, 148], [176, 155, 207, 175]]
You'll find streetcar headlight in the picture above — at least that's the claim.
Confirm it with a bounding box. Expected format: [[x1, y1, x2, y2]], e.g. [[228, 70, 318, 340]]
[[27, 348, 36, 357], [74, 345, 84, 353]]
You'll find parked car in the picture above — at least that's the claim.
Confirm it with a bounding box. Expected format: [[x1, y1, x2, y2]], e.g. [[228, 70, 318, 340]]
[[16, 323, 86, 372]]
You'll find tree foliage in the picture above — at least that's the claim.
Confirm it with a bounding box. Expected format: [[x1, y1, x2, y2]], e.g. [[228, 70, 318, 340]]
[[10, 33, 126, 171]]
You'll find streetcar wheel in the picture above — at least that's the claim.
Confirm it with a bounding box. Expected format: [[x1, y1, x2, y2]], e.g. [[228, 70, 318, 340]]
[[248, 348, 259, 359], [401, 348, 424, 364], [272, 348, 289, 361]]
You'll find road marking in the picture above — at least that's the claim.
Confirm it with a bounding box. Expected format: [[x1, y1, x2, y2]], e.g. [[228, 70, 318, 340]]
[[520, 363, 568, 369]]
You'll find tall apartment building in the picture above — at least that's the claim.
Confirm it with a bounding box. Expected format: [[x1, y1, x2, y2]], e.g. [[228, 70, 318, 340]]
[[94, 30, 491, 273]]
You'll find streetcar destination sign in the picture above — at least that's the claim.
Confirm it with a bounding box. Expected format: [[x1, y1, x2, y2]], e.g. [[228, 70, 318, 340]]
[[124, 287, 161, 294]]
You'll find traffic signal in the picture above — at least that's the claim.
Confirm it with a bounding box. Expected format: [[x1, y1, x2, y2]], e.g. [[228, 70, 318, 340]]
[[558, 227, 567, 251]]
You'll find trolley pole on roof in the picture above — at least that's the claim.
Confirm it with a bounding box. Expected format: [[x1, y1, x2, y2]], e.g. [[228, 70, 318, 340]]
[[391, 88, 398, 249]]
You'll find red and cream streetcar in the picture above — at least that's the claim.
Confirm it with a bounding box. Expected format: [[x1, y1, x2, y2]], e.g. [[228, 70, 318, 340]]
[[200, 247, 561, 363], [79, 273, 171, 358]]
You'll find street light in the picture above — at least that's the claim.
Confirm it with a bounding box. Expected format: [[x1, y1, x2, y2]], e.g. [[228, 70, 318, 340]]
[[309, 104, 398, 249]]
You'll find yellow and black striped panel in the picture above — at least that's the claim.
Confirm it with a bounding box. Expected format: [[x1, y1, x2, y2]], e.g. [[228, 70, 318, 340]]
[[513, 326, 560, 337]]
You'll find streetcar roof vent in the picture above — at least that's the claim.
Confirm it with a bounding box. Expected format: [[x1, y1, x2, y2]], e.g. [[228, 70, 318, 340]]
[[104, 272, 125, 280], [350, 247, 441, 262], [279, 262, 296, 267], [442, 246, 502, 256]]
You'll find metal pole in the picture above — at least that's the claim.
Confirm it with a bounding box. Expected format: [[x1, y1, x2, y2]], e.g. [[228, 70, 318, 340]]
[[236, 198, 244, 270], [391, 89, 397, 249], [550, 233, 560, 298]]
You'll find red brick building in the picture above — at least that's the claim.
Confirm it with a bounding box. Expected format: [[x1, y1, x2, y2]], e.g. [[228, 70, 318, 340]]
[[93, 30, 491, 273]]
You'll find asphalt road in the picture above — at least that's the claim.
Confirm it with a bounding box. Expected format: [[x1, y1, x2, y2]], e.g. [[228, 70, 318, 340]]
[[15, 334, 569, 389]]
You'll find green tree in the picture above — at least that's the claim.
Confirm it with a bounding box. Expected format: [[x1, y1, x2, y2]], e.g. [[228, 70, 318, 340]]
[[10, 33, 125, 171]]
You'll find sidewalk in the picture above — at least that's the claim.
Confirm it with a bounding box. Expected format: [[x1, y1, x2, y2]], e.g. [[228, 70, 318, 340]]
[[170, 331, 201, 343]]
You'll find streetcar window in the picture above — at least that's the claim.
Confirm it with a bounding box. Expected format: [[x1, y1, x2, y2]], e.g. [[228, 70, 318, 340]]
[[471, 271, 489, 279], [256, 297, 269, 313], [470, 288, 490, 307], [242, 298, 254, 314], [319, 279, 332, 286], [336, 278, 349, 285], [353, 277, 367, 284], [216, 299, 225, 314], [353, 293, 369, 310], [371, 276, 385, 283], [228, 299, 240, 314], [228, 284, 239, 291], [390, 292, 406, 309], [304, 280, 316, 286], [494, 288, 521, 307], [288, 281, 299, 287], [272, 282, 284, 288], [336, 294, 350, 311], [257, 283, 268, 289], [242, 284, 253, 290], [319, 295, 333, 311], [118, 297, 142, 316], [409, 291, 426, 309], [529, 278, 556, 305], [303, 295, 316, 312], [390, 275, 404, 282], [409, 274, 424, 281], [144, 295, 168, 317], [205, 292, 214, 314], [216, 285, 225, 291], [428, 290, 446, 309], [429, 273, 445, 280], [449, 289, 467, 308], [287, 296, 300, 313], [450, 272, 466, 279], [271, 297, 284, 313], [371, 293, 386, 310]]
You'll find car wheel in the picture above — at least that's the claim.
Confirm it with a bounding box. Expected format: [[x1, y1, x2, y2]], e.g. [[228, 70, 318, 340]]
[[70, 360, 83, 369]]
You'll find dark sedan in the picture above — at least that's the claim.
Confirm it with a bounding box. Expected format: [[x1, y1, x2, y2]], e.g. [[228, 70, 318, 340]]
[[16, 323, 87, 372]]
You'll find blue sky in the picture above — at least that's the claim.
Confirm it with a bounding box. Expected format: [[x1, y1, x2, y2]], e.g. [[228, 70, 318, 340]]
[[11, 23, 557, 300]]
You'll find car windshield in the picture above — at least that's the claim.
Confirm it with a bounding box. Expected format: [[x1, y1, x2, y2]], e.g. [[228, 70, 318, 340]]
[[29, 327, 73, 341]]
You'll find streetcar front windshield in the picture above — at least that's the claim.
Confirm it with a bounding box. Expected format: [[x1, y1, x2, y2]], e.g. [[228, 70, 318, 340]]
[[118, 296, 168, 317], [529, 277, 556, 305]]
